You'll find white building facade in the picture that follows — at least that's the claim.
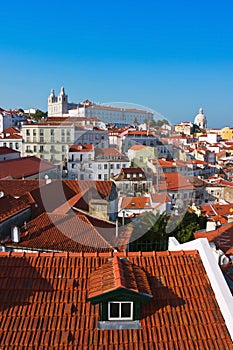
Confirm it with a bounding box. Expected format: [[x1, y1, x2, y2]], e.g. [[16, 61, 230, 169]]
[[48, 87, 154, 125], [67, 145, 130, 180]]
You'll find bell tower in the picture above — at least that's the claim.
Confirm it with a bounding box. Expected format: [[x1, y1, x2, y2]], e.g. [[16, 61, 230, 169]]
[[57, 86, 68, 115], [47, 87, 68, 116]]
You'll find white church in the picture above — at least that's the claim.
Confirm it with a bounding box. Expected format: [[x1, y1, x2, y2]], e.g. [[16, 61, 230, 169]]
[[194, 107, 207, 129], [48, 87, 154, 126]]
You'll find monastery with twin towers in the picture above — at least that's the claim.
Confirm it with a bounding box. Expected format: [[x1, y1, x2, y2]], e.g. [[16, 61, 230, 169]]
[[48, 86, 154, 126]]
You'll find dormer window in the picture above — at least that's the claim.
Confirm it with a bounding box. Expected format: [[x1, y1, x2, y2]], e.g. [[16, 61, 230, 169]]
[[108, 301, 133, 320], [87, 256, 153, 330]]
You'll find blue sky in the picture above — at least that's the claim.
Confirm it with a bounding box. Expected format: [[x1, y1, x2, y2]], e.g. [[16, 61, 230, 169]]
[[1, 0, 233, 127]]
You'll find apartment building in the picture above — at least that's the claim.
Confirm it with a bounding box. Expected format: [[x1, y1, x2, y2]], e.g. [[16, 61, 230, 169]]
[[67, 145, 130, 180], [0, 127, 23, 154], [22, 122, 76, 168]]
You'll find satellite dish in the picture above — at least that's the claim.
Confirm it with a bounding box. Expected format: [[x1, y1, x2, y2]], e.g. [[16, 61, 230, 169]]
[[0, 191, 4, 198]]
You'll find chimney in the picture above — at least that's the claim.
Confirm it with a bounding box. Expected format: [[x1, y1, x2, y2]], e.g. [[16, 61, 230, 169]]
[[206, 220, 217, 232], [45, 174, 51, 184], [11, 226, 20, 243], [116, 219, 118, 238]]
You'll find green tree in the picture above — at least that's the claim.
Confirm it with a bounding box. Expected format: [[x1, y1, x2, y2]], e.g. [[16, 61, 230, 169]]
[[129, 210, 207, 251], [32, 109, 47, 121]]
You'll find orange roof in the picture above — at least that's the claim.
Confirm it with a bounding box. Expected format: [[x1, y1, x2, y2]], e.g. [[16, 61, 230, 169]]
[[6, 212, 114, 253], [0, 195, 30, 222], [0, 179, 46, 197], [128, 130, 153, 136], [63, 179, 114, 198], [0, 250, 232, 348], [69, 144, 94, 152], [2, 126, 20, 134], [0, 146, 20, 155], [95, 147, 126, 158], [88, 255, 152, 299], [2, 134, 22, 139], [121, 196, 152, 209], [0, 156, 56, 179], [194, 223, 233, 255], [151, 193, 170, 203], [158, 173, 194, 191], [129, 145, 148, 151]]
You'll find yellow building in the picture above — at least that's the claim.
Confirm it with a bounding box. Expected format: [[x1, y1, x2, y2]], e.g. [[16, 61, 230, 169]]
[[221, 127, 233, 140]]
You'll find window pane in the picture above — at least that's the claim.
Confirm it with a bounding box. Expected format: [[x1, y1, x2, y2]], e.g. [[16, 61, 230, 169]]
[[121, 303, 131, 318], [110, 303, 119, 318]]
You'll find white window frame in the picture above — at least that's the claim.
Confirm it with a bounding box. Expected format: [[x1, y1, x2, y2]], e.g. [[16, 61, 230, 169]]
[[108, 301, 133, 321]]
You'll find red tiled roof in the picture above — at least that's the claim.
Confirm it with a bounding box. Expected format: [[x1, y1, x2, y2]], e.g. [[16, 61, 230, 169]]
[[2, 134, 22, 139], [151, 193, 170, 203], [194, 223, 233, 255], [0, 156, 57, 179], [0, 250, 232, 349], [0, 195, 30, 222], [86, 104, 151, 114], [6, 212, 114, 253], [158, 173, 194, 191], [122, 167, 145, 174], [95, 147, 125, 158], [0, 180, 45, 197], [121, 196, 152, 209], [155, 159, 188, 168], [72, 209, 132, 250], [0, 179, 47, 197], [114, 167, 147, 181], [88, 255, 152, 300], [0, 146, 20, 155], [69, 144, 94, 152], [63, 179, 114, 198], [2, 126, 20, 134], [0, 179, 115, 219], [212, 203, 233, 217], [129, 145, 148, 151], [128, 130, 153, 136]]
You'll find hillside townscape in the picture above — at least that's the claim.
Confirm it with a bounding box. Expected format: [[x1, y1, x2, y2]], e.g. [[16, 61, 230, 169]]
[[0, 87, 233, 348]]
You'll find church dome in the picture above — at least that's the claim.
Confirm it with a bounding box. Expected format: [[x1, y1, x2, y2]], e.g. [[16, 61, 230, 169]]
[[194, 107, 207, 129]]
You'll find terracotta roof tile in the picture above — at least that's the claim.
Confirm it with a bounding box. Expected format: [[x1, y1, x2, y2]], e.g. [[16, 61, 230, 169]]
[[95, 147, 126, 158], [121, 196, 152, 209], [129, 145, 148, 151], [2, 126, 20, 134], [0, 194, 30, 222], [0, 156, 57, 179], [69, 144, 94, 152], [0, 146, 20, 155], [5, 212, 114, 253], [88, 255, 152, 299], [158, 173, 194, 191], [0, 179, 46, 197], [63, 179, 113, 198], [194, 223, 233, 255], [0, 251, 232, 349]]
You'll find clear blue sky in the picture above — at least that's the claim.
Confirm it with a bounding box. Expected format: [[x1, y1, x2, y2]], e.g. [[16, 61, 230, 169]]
[[1, 0, 233, 127]]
